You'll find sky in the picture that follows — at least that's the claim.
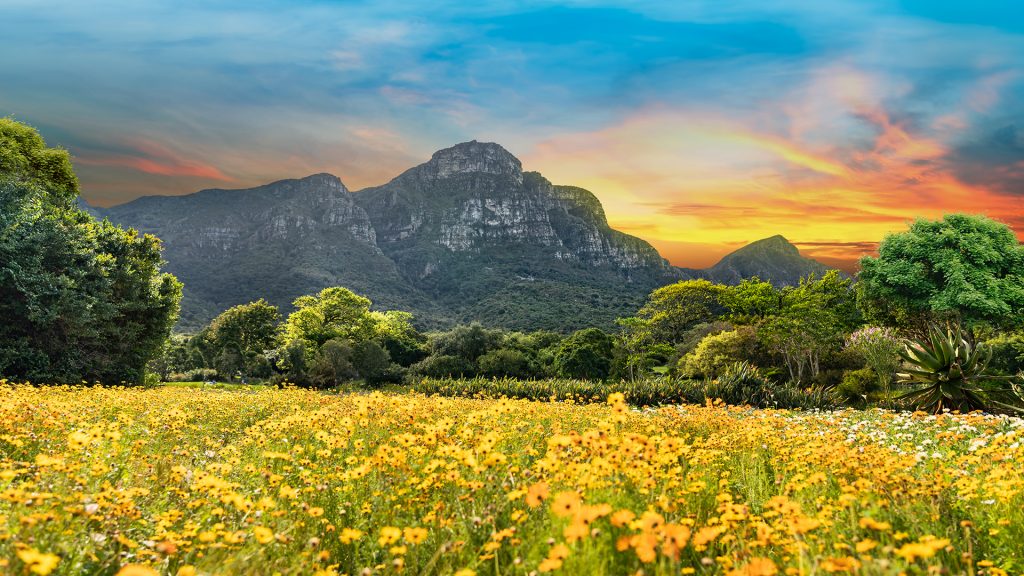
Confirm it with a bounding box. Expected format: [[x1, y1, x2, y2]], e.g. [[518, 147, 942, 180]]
[[2, 1, 1023, 271]]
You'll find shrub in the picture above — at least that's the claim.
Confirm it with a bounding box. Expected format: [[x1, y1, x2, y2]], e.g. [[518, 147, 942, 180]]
[[478, 348, 535, 379], [984, 332, 1024, 376], [553, 328, 614, 381], [835, 367, 879, 407], [411, 354, 476, 378], [680, 327, 757, 378]]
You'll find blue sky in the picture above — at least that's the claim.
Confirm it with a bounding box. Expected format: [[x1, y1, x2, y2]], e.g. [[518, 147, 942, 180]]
[[1, 0, 1022, 267]]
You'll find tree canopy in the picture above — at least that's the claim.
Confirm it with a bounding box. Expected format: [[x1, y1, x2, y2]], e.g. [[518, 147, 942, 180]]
[[0, 117, 79, 205], [857, 214, 1024, 330]]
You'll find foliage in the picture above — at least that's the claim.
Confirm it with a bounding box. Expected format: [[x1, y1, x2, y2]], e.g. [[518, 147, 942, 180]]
[[0, 179, 181, 384], [282, 287, 378, 353], [410, 354, 477, 379], [477, 348, 535, 379], [982, 331, 1024, 376], [553, 328, 614, 380], [757, 272, 858, 385], [633, 279, 726, 343], [351, 340, 397, 385], [719, 277, 784, 323], [858, 214, 1024, 331], [0, 117, 79, 205], [308, 339, 354, 388], [846, 326, 902, 396], [897, 325, 1023, 414], [679, 327, 757, 379], [835, 367, 881, 407], [206, 300, 280, 379]]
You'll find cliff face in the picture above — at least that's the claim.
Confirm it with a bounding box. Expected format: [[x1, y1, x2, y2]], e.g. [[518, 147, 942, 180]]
[[98, 142, 683, 330], [354, 141, 673, 276]]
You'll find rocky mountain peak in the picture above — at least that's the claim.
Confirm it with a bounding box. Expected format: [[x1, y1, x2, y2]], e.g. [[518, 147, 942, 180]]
[[420, 140, 523, 184]]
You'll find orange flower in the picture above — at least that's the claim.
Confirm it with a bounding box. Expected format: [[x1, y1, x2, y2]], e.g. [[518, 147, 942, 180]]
[[727, 557, 777, 576], [551, 491, 581, 518], [525, 482, 549, 508]]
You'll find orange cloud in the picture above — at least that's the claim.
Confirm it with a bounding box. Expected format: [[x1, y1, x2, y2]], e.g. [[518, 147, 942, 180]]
[[523, 78, 1023, 271], [77, 138, 233, 181]]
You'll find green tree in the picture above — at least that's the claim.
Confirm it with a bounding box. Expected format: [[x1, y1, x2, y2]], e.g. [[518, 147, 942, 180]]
[[1, 127, 182, 384], [208, 299, 280, 379], [371, 310, 427, 366], [757, 273, 856, 384], [282, 287, 377, 354], [554, 328, 614, 381], [634, 279, 726, 343], [720, 277, 784, 324], [858, 214, 1024, 331], [0, 117, 79, 205]]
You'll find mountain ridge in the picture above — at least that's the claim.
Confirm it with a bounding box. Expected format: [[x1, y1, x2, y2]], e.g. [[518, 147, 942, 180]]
[[89, 141, 834, 330]]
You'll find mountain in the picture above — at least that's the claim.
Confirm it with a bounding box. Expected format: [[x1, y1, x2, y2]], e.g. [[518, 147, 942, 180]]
[[91, 141, 834, 331], [701, 235, 831, 286], [95, 142, 688, 330]]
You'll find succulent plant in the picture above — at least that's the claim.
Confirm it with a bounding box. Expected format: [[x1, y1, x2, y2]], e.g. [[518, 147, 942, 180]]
[[897, 325, 1022, 414]]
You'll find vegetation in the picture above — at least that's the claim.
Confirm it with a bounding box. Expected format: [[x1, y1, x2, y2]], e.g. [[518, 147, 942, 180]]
[[897, 326, 1023, 413], [2, 385, 1022, 575], [858, 214, 1024, 332], [0, 119, 181, 384]]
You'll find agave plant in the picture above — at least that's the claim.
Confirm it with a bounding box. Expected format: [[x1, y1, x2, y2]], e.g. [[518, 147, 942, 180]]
[[897, 325, 1023, 414]]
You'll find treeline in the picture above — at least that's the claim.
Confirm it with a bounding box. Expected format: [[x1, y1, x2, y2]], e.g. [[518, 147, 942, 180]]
[[149, 287, 621, 387]]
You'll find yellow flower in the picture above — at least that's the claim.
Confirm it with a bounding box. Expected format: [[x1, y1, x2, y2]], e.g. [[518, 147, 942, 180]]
[[403, 527, 428, 544], [551, 491, 581, 518], [252, 526, 275, 545], [308, 507, 325, 517], [176, 567, 197, 576], [16, 548, 61, 576], [854, 539, 877, 553], [727, 557, 777, 576], [339, 528, 364, 544], [525, 482, 550, 508], [454, 570, 476, 576], [378, 526, 402, 546], [857, 517, 891, 531]]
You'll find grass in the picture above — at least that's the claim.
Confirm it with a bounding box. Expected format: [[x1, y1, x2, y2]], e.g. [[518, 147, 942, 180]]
[[1, 383, 1022, 575]]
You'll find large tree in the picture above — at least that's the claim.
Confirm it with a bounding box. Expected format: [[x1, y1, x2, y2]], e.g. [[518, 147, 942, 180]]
[[554, 328, 614, 381], [207, 299, 281, 379], [633, 279, 726, 344], [857, 214, 1024, 331], [0, 120, 182, 383], [282, 287, 378, 353]]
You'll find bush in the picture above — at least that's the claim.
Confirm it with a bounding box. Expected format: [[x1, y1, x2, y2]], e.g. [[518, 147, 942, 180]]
[[309, 339, 355, 388], [411, 354, 477, 378], [984, 332, 1024, 376], [553, 328, 614, 381], [478, 348, 536, 379], [411, 375, 836, 410], [679, 327, 758, 379], [835, 368, 880, 407]]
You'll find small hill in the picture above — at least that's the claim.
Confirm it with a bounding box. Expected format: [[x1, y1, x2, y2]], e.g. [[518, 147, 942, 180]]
[[702, 235, 831, 286]]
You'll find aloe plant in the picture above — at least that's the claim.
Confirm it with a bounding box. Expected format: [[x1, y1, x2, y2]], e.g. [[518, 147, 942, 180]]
[[897, 326, 1023, 414]]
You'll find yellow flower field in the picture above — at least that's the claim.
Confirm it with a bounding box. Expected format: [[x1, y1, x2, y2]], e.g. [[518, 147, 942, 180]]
[[1, 384, 1022, 575]]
